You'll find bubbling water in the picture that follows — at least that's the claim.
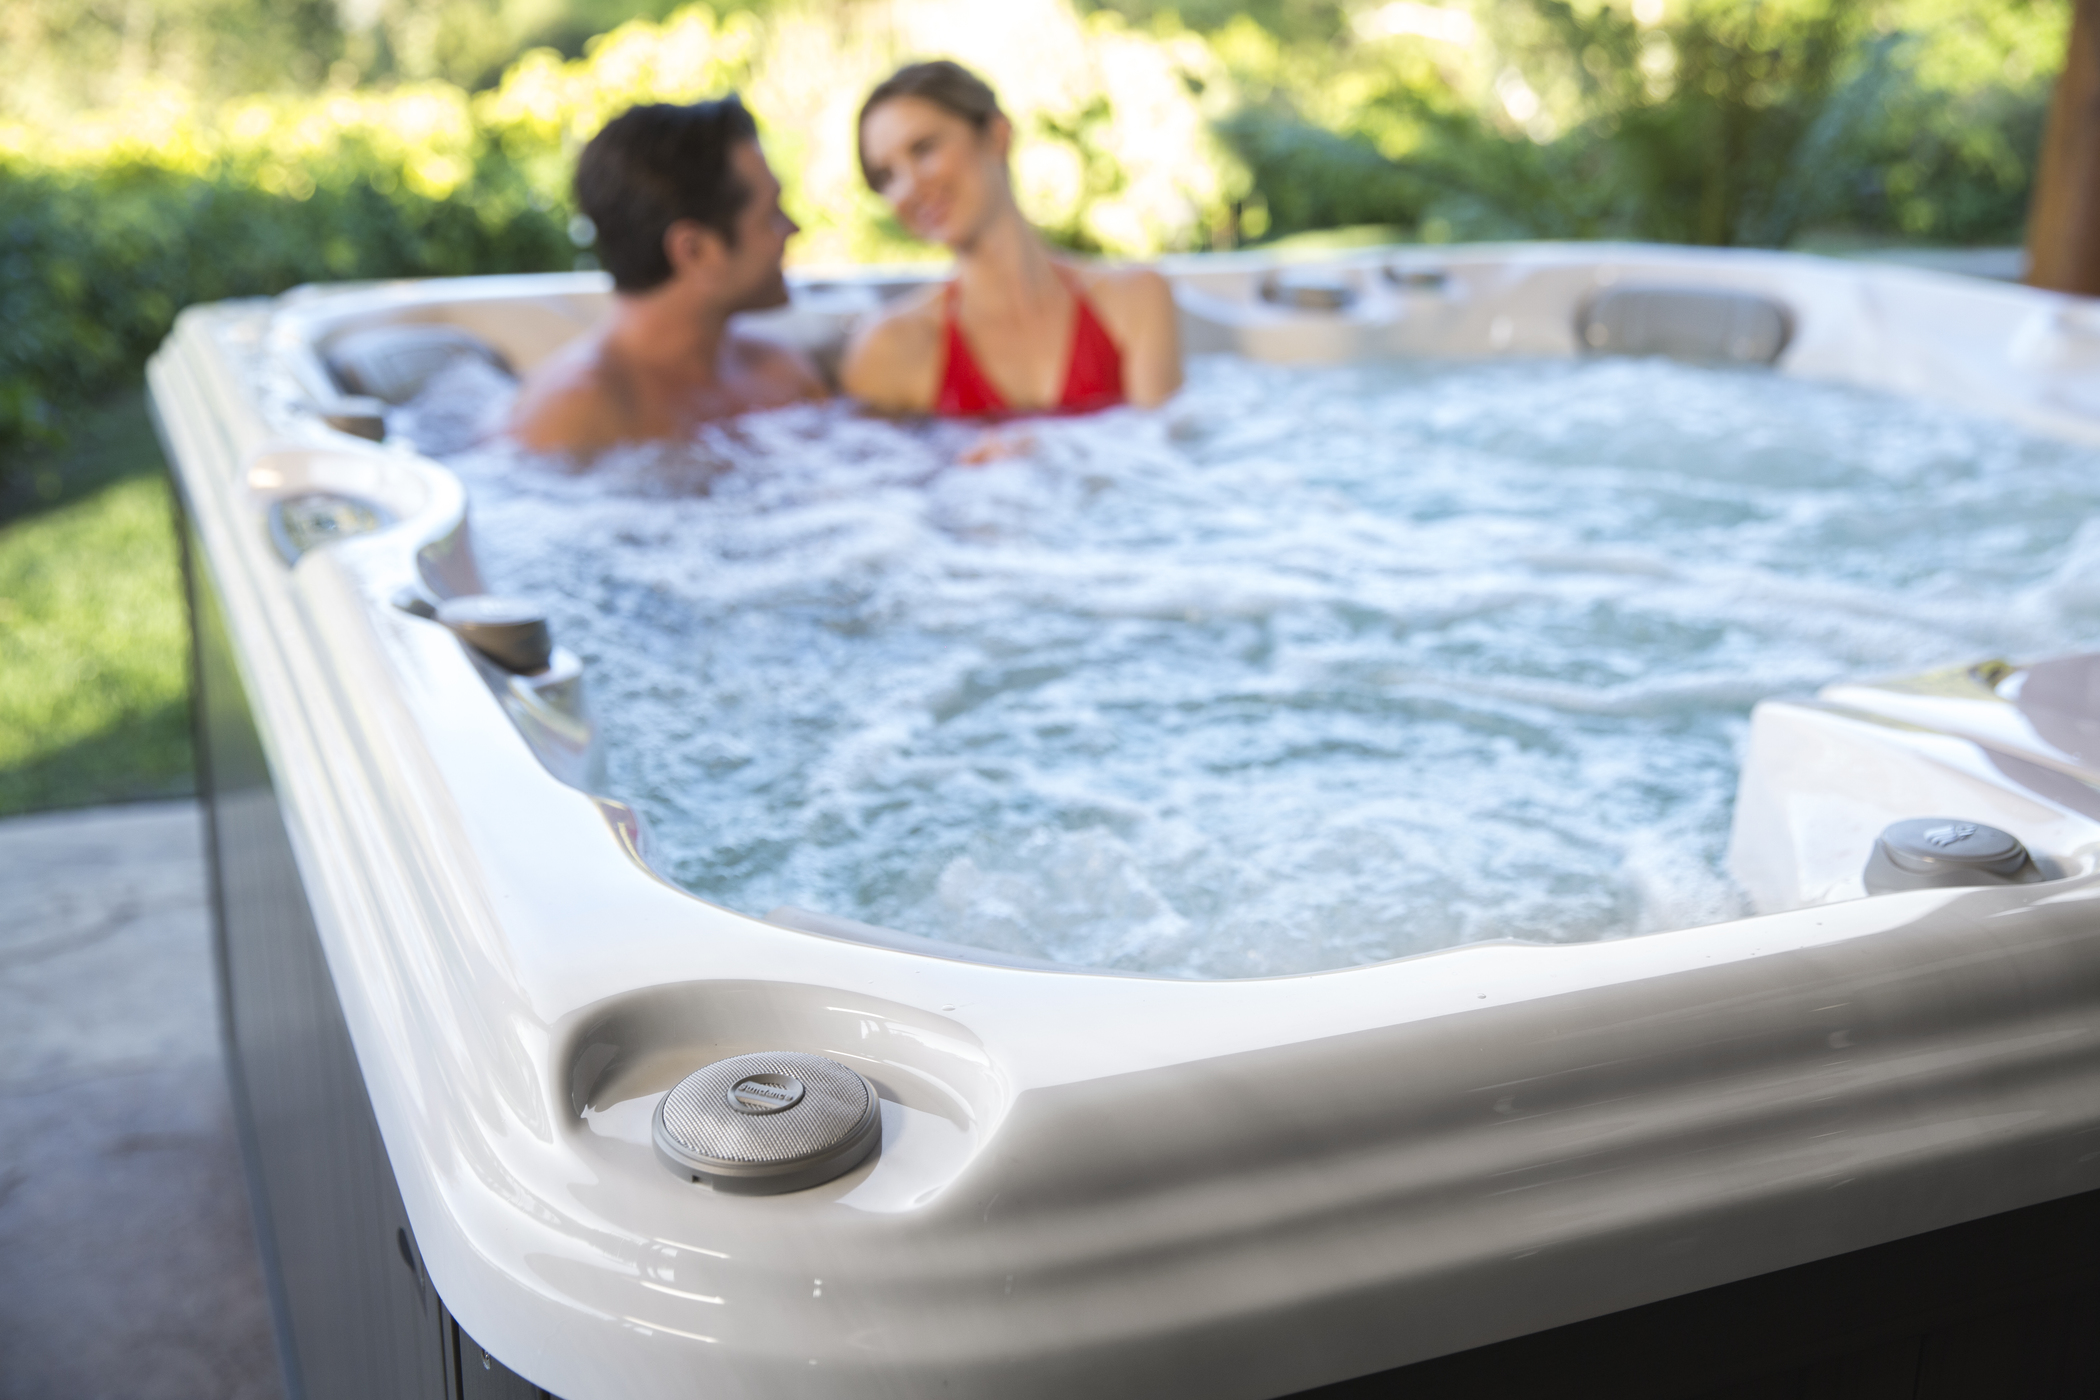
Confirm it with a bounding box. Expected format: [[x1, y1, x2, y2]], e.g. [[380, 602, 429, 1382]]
[[419, 355, 2100, 977]]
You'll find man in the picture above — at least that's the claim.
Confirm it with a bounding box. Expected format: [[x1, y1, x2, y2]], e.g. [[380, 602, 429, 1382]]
[[507, 97, 824, 457]]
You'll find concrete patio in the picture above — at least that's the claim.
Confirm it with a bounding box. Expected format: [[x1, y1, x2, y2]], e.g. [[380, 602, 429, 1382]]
[[0, 799, 283, 1400]]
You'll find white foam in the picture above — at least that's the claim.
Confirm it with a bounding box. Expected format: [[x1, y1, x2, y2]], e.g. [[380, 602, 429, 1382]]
[[420, 355, 2100, 977]]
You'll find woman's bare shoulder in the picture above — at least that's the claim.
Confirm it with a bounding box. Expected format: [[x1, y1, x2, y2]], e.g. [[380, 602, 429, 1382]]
[[1075, 263, 1174, 312], [1070, 263, 1181, 407], [1073, 264, 1174, 341], [857, 282, 946, 337], [841, 284, 947, 411]]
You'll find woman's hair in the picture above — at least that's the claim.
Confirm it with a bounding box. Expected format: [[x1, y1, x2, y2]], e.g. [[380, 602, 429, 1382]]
[[856, 60, 1004, 188]]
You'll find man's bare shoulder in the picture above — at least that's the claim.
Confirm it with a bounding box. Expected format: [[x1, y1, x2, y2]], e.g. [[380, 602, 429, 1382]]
[[840, 286, 946, 413], [725, 329, 828, 402], [506, 337, 621, 456]]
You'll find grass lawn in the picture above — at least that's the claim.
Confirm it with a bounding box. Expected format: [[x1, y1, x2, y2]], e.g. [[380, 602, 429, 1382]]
[[0, 389, 194, 817]]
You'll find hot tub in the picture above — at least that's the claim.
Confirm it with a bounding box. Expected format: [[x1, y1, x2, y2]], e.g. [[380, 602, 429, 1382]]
[[150, 243, 2100, 1400]]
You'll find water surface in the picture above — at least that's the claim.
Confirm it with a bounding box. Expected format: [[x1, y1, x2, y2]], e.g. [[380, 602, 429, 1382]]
[[421, 355, 2100, 977]]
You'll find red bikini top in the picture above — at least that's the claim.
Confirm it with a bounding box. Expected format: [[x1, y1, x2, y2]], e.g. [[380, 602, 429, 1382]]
[[934, 270, 1125, 417]]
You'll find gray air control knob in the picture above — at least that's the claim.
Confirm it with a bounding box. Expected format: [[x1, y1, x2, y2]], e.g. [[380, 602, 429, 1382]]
[[435, 594, 554, 674], [653, 1052, 881, 1194], [1863, 817, 2036, 895]]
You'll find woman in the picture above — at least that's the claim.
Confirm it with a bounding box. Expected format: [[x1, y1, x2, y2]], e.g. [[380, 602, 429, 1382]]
[[841, 61, 1181, 417]]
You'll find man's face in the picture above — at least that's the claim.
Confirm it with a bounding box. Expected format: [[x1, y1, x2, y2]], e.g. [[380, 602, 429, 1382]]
[[716, 140, 796, 313]]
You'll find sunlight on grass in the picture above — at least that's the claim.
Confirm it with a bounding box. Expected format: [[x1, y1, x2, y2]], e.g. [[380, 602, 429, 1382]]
[[0, 401, 192, 817]]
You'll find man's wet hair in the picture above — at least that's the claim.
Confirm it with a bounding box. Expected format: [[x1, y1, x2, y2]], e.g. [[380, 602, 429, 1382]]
[[575, 97, 760, 293]]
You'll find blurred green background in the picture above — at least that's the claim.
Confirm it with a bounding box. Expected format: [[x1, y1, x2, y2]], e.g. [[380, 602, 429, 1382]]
[[0, 0, 2073, 816]]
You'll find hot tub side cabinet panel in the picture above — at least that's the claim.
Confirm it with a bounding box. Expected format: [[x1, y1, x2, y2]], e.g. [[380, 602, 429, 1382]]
[[182, 513, 554, 1400], [1291, 1186, 2100, 1399]]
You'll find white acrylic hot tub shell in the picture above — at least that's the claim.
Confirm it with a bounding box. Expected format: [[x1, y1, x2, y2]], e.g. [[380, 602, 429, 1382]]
[[150, 244, 2100, 1399]]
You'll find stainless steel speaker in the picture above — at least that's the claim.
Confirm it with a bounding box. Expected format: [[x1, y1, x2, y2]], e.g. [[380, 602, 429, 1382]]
[[653, 1052, 881, 1194]]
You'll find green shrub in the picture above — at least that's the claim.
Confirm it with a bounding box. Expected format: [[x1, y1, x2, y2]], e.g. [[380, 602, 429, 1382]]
[[0, 149, 567, 469], [1216, 108, 1433, 236], [1214, 0, 2062, 250]]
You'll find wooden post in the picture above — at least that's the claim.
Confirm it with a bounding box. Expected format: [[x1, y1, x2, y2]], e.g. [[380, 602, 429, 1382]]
[[2029, 0, 2100, 294]]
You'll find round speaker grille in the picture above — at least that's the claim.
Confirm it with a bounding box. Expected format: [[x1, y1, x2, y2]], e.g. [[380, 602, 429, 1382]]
[[653, 1052, 880, 1194]]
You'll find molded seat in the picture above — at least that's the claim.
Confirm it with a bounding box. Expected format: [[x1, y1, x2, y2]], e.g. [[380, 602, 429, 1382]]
[[325, 323, 512, 405]]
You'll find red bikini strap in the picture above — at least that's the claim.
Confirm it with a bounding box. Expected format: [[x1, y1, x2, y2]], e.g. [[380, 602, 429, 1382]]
[[936, 280, 1007, 416], [1055, 269, 1126, 412]]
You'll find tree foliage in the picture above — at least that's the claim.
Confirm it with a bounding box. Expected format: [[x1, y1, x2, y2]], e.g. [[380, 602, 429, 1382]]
[[0, 0, 2072, 478], [1210, 0, 2064, 248]]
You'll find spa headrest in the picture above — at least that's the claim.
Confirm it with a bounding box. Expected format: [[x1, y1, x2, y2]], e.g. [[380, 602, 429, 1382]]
[[1576, 286, 1793, 366], [325, 323, 513, 405]]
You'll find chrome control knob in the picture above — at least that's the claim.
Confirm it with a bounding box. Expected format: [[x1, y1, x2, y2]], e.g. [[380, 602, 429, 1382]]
[[436, 594, 553, 674]]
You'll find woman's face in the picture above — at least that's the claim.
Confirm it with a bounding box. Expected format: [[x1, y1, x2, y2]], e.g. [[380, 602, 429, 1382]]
[[860, 95, 1009, 249]]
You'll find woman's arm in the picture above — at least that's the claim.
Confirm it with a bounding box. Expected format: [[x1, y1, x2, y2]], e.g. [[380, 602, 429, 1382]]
[[1089, 267, 1182, 408]]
